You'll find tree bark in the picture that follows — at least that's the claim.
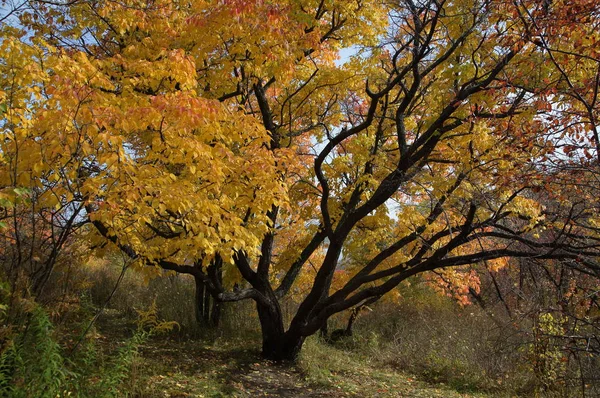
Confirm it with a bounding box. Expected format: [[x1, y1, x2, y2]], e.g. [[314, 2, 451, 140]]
[[193, 274, 222, 328], [254, 290, 305, 361], [194, 274, 205, 325], [260, 327, 305, 361], [256, 297, 285, 357], [209, 259, 223, 327], [203, 285, 211, 324], [210, 297, 221, 327]]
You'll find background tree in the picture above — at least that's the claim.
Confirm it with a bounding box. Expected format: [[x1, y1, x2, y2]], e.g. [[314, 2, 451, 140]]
[[0, 25, 88, 319]]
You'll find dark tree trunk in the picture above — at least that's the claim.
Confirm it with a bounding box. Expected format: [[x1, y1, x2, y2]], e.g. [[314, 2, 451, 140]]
[[260, 326, 305, 361], [203, 285, 211, 324], [261, 332, 305, 361], [210, 298, 221, 327], [319, 320, 328, 339], [194, 274, 205, 325], [209, 259, 223, 327], [256, 298, 284, 357], [193, 274, 222, 328], [255, 289, 305, 361]]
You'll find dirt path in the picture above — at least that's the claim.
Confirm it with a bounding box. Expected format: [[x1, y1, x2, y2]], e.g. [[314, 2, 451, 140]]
[[135, 339, 340, 397]]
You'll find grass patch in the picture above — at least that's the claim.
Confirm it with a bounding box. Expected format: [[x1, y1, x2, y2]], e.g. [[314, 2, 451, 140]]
[[298, 336, 491, 397]]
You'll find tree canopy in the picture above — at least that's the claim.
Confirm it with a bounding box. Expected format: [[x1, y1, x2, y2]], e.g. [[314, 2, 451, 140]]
[[1, 0, 599, 360]]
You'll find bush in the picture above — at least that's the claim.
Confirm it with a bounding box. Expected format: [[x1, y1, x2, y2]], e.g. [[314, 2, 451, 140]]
[[342, 282, 535, 394], [85, 260, 262, 339], [0, 305, 66, 397], [0, 281, 176, 398]]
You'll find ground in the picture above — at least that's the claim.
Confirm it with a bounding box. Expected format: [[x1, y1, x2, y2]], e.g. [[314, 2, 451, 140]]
[[95, 311, 489, 397], [128, 338, 488, 398]]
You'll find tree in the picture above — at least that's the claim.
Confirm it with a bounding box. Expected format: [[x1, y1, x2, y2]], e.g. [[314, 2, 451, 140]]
[[0, 23, 88, 313], [3, 0, 600, 360]]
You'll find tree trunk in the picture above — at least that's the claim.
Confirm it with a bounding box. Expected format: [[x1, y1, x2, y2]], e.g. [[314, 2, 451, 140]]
[[194, 274, 205, 325], [255, 293, 305, 361], [257, 298, 284, 357], [319, 320, 329, 339], [209, 259, 223, 327], [262, 332, 305, 361], [203, 285, 211, 324], [193, 275, 223, 328], [210, 298, 221, 327], [260, 325, 305, 360]]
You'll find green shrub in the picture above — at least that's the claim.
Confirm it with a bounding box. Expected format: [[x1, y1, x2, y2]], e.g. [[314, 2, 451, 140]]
[[0, 292, 178, 398], [0, 306, 66, 398], [345, 283, 534, 395]]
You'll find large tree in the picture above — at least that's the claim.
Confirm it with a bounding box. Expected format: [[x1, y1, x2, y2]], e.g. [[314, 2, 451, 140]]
[[2, 0, 600, 360]]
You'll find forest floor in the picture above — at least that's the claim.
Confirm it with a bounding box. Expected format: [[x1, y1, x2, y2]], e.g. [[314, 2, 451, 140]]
[[95, 310, 489, 398]]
